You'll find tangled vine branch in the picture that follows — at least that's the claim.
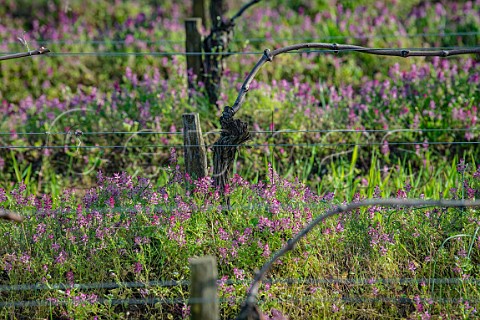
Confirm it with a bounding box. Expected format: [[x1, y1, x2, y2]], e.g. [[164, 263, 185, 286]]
[[230, 0, 261, 23], [236, 198, 480, 319], [229, 43, 480, 116], [0, 47, 50, 61], [212, 43, 480, 204]]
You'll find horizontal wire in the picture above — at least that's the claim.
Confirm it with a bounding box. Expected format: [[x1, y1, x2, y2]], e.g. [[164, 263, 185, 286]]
[[2, 45, 479, 57], [1, 141, 479, 149], [17, 199, 462, 216], [6, 30, 480, 46], [0, 128, 478, 136], [268, 296, 480, 305], [14, 204, 316, 215], [0, 131, 184, 136], [0, 280, 188, 292], [1, 292, 478, 309], [281, 278, 480, 285], [45, 51, 261, 57], [0, 297, 187, 308], [13, 210, 476, 229], [14, 201, 473, 220], [248, 128, 480, 134], [1, 276, 478, 308], [289, 296, 480, 305], [0, 277, 477, 293]]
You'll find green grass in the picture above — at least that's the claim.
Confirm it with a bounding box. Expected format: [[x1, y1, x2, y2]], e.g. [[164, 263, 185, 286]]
[[1, 1, 480, 318]]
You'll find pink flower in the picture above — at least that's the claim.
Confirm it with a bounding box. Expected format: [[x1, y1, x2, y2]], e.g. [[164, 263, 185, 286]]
[[108, 196, 115, 208]]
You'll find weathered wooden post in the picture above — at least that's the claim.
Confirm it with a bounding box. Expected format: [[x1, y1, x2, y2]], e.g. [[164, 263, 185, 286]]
[[189, 256, 219, 320], [192, 0, 208, 29], [183, 113, 208, 180], [185, 18, 203, 91]]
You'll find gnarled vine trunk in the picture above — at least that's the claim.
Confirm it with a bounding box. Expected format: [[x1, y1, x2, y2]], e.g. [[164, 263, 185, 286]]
[[213, 106, 250, 207]]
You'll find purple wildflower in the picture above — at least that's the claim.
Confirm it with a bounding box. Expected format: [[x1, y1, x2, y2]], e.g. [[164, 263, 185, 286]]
[[473, 166, 480, 180], [233, 268, 245, 281], [55, 251, 68, 265], [332, 304, 340, 312], [0, 188, 7, 202], [218, 228, 229, 241], [181, 304, 191, 318], [66, 271, 75, 284], [133, 262, 143, 274], [408, 261, 417, 273], [381, 140, 389, 155], [457, 159, 467, 173], [457, 248, 467, 258]]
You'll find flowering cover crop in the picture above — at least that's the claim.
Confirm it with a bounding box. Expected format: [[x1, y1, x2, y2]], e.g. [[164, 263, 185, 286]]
[[1, 155, 480, 318], [1, 0, 480, 318]]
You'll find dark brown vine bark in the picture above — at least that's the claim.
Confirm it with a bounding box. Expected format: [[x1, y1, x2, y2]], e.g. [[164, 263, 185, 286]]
[[203, 0, 261, 106], [213, 106, 250, 208]]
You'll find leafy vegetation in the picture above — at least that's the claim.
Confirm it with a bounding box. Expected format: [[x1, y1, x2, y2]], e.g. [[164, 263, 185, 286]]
[[0, 0, 479, 319]]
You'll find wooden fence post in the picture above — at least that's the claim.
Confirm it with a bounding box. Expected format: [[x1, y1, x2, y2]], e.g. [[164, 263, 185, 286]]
[[189, 256, 219, 320], [185, 18, 203, 91], [192, 0, 208, 29], [183, 113, 208, 180]]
